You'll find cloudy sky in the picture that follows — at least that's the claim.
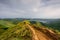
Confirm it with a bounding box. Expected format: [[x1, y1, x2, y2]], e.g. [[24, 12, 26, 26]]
[[0, 0, 60, 18]]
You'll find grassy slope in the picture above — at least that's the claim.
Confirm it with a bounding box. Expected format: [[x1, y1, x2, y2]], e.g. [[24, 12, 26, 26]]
[[44, 21, 60, 34], [0, 20, 60, 40], [0, 20, 15, 35], [0, 20, 32, 40], [0, 20, 15, 28]]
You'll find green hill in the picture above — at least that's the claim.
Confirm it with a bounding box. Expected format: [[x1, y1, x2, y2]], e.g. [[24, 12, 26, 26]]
[[0, 20, 32, 40], [0, 20, 60, 40], [0, 20, 15, 28], [0, 20, 44, 40], [0, 20, 15, 35]]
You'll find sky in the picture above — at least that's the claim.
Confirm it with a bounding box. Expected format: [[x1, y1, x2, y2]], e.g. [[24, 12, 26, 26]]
[[0, 0, 60, 19]]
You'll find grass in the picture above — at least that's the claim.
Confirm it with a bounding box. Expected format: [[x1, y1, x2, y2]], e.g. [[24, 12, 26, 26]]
[[0, 20, 60, 40]]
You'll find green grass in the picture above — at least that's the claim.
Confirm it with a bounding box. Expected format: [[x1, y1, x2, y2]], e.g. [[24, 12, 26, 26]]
[[0, 20, 16, 36], [0, 20, 32, 40], [0, 20, 15, 28], [0, 20, 60, 40]]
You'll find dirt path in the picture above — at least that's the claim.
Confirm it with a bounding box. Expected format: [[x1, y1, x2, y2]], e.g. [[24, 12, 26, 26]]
[[26, 24, 59, 40]]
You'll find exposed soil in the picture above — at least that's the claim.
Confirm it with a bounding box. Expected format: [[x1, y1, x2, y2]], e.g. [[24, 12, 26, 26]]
[[26, 24, 60, 40]]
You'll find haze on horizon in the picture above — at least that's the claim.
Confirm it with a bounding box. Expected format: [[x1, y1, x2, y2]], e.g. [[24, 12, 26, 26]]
[[0, 0, 60, 19]]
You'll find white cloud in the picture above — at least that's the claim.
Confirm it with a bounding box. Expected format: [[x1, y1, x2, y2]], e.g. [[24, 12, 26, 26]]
[[39, 5, 60, 18], [32, 8, 39, 12], [0, 0, 60, 18], [21, 0, 32, 4]]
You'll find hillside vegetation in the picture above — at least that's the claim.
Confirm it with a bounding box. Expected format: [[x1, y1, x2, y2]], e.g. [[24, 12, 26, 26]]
[[0, 20, 60, 40], [0, 20, 15, 35]]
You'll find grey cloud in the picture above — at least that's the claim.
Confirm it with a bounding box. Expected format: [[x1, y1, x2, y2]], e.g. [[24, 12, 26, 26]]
[[0, 0, 60, 18]]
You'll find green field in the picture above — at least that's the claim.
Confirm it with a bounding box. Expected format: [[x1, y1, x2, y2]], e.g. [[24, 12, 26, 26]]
[[0, 19, 60, 40]]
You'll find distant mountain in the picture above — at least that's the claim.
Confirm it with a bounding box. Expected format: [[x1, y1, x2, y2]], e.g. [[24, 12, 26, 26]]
[[0, 18, 60, 30], [0, 18, 60, 23]]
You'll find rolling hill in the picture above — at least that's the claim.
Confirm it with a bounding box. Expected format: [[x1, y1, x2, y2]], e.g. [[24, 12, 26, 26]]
[[0, 20, 15, 35], [0, 20, 60, 40]]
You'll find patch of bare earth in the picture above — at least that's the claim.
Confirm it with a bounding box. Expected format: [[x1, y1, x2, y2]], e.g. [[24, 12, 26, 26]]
[[26, 24, 60, 40]]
